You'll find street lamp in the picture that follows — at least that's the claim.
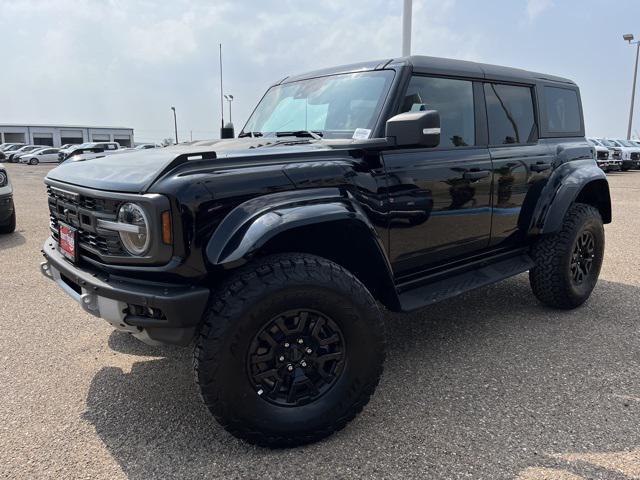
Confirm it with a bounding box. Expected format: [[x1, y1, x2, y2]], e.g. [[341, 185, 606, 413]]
[[623, 34, 640, 140], [170, 106, 178, 144], [224, 94, 234, 124]]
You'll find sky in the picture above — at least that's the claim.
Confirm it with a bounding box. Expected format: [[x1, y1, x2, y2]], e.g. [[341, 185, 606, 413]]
[[1, 0, 640, 143]]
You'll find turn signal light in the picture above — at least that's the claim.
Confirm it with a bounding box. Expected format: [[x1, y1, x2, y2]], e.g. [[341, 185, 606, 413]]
[[161, 211, 172, 244]]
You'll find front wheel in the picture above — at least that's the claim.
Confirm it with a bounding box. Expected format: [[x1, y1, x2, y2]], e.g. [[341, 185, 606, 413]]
[[194, 253, 386, 447], [29, 158, 38, 165], [529, 203, 604, 309]]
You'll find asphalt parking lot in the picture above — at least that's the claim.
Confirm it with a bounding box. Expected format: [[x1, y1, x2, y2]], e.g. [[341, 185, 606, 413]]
[[0, 163, 639, 480]]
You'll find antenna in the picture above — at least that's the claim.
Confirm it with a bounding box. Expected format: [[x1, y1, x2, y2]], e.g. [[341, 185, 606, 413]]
[[219, 43, 224, 130]]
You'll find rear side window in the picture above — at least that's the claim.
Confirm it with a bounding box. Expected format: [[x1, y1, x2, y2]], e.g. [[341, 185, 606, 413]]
[[484, 83, 537, 145], [401, 76, 475, 147], [544, 87, 581, 134]]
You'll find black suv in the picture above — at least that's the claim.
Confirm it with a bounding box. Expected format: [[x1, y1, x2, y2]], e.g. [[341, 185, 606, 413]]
[[41, 56, 611, 447]]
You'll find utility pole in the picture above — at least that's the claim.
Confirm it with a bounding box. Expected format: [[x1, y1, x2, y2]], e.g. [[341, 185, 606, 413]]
[[623, 34, 640, 140], [171, 106, 178, 144], [402, 0, 412, 56], [219, 44, 224, 132]]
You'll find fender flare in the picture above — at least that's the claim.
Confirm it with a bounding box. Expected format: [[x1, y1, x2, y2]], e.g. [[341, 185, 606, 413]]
[[206, 187, 392, 272], [533, 160, 610, 234]]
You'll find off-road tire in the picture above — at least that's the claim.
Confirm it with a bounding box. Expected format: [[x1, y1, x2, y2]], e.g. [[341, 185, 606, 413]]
[[0, 211, 16, 234], [194, 253, 386, 448], [529, 203, 604, 309]]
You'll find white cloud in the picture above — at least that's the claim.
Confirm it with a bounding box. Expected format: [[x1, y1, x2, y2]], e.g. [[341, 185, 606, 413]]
[[525, 0, 555, 21]]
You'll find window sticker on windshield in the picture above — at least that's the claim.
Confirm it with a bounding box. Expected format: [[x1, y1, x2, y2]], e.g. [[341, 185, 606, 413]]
[[352, 128, 371, 140]]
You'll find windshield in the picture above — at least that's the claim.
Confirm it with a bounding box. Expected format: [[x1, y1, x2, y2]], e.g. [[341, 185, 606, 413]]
[[617, 139, 633, 147], [599, 139, 615, 147], [242, 70, 395, 139]]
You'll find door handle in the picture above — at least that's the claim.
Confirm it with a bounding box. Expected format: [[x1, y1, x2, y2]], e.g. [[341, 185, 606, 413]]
[[463, 170, 491, 181], [531, 162, 552, 172]]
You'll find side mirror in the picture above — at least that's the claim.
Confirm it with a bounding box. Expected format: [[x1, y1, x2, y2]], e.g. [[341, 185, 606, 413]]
[[385, 110, 440, 148]]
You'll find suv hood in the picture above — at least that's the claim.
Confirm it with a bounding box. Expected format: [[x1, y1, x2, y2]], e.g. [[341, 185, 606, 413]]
[[45, 137, 356, 193]]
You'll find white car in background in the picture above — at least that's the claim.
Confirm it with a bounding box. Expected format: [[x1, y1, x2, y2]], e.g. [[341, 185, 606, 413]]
[[587, 138, 615, 172], [595, 139, 624, 170], [608, 139, 640, 171], [19, 147, 60, 165], [59, 142, 121, 162]]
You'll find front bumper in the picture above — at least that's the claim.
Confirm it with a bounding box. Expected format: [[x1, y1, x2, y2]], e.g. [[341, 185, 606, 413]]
[[40, 237, 210, 345], [0, 193, 14, 223]]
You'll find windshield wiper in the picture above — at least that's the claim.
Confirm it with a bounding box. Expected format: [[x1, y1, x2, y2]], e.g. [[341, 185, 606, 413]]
[[275, 130, 324, 140], [238, 131, 263, 138]]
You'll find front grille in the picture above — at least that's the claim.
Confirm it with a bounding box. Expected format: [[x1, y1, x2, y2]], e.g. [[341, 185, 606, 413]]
[[612, 150, 622, 160], [597, 151, 608, 160], [47, 185, 128, 259], [631, 152, 640, 160]]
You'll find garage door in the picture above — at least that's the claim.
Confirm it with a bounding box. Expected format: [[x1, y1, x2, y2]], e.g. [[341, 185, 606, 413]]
[[4, 133, 26, 143], [33, 133, 54, 146], [114, 135, 131, 147], [60, 130, 84, 145]]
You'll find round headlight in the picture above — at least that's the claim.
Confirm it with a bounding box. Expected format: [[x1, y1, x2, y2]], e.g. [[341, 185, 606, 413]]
[[0, 171, 6, 187], [117, 203, 150, 255]]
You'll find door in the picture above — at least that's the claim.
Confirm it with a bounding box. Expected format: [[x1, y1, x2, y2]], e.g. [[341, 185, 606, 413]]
[[383, 75, 493, 275], [483, 83, 554, 246], [41, 149, 59, 163]]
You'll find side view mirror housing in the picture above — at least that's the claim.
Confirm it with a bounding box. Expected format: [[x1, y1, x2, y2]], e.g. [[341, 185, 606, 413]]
[[385, 110, 440, 148]]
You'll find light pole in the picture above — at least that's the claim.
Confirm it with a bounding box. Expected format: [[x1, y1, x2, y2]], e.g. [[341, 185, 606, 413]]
[[224, 94, 234, 124], [402, 0, 412, 56], [171, 106, 178, 144], [623, 34, 640, 140]]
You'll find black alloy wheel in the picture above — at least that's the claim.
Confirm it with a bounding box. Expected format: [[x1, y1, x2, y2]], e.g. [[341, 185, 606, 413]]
[[247, 309, 345, 407], [570, 230, 595, 285]]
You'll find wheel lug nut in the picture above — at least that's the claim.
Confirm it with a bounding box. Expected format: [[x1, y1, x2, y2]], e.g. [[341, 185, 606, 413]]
[[297, 338, 304, 344], [301, 361, 307, 367], [279, 356, 285, 362], [306, 348, 312, 354], [287, 364, 294, 372]]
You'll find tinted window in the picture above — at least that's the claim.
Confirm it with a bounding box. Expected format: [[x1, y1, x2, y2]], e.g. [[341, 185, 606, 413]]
[[401, 76, 475, 147], [544, 86, 581, 134], [484, 83, 536, 145]]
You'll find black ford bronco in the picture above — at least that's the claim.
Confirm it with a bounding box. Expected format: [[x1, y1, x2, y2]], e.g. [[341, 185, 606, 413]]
[[41, 56, 611, 447]]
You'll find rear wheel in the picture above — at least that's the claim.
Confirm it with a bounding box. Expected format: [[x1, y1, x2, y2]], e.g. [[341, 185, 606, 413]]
[[194, 253, 386, 447], [529, 203, 604, 309]]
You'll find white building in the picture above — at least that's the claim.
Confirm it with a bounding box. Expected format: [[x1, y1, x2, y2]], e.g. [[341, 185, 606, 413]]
[[0, 124, 134, 148]]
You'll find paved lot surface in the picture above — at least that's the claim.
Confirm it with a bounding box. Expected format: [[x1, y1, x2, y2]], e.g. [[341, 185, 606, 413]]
[[0, 163, 639, 480]]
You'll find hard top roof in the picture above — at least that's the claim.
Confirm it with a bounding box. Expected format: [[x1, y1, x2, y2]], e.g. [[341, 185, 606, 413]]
[[282, 55, 575, 86]]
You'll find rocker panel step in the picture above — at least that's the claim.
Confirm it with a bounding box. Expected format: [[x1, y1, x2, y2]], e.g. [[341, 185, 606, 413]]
[[398, 253, 534, 312]]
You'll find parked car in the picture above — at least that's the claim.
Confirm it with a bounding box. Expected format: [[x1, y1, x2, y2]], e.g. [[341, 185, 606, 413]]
[[595, 138, 623, 168], [0, 143, 22, 151], [617, 139, 640, 169], [58, 142, 121, 162], [6, 145, 48, 163], [587, 138, 613, 171], [19, 147, 60, 165], [40, 55, 610, 448], [135, 143, 161, 150], [0, 143, 26, 159], [0, 163, 15, 233], [607, 139, 640, 171]]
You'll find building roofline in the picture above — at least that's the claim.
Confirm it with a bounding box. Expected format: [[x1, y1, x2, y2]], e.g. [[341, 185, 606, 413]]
[[0, 123, 134, 130]]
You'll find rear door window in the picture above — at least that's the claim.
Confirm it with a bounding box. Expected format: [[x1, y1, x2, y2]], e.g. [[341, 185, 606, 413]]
[[401, 76, 475, 148], [484, 83, 537, 145], [544, 86, 581, 134]]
